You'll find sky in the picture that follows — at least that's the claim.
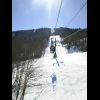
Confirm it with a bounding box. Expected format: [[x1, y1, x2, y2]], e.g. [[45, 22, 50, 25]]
[[12, 0, 87, 31]]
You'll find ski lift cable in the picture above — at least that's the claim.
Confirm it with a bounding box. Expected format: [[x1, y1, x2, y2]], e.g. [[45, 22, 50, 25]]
[[63, 29, 86, 41], [60, 1, 87, 41], [67, 1, 87, 26], [55, 0, 63, 28], [54, 0, 87, 29]]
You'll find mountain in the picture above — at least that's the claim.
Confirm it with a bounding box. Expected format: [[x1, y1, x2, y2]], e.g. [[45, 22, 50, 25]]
[[12, 27, 87, 63]]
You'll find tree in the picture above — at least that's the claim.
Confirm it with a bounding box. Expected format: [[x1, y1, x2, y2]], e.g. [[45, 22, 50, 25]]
[[12, 58, 41, 100]]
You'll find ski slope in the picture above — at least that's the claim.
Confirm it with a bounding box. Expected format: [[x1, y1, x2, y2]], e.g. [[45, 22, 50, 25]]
[[24, 35, 87, 100]]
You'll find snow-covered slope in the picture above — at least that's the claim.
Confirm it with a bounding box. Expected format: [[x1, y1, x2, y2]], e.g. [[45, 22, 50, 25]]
[[24, 35, 87, 100]]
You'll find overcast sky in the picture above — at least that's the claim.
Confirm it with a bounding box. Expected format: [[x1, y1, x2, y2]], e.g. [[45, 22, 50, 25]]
[[12, 0, 87, 31]]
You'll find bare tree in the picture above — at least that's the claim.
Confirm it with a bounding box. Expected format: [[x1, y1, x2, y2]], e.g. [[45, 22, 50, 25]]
[[12, 62, 25, 100], [12, 58, 41, 100]]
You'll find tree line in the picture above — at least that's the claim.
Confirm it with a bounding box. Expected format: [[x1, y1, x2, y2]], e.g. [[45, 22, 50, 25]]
[[53, 27, 87, 52], [12, 28, 51, 63]]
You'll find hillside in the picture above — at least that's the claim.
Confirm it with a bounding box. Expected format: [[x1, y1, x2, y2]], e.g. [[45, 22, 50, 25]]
[[12, 27, 87, 63], [12, 35, 87, 100], [12, 28, 51, 63]]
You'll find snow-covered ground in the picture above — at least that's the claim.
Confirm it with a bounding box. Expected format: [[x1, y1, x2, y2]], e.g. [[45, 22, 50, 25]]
[[23, 35, 87, 100]]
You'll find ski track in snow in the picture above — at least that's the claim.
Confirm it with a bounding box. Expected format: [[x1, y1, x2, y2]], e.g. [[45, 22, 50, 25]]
[[24, 35, 87, 100]]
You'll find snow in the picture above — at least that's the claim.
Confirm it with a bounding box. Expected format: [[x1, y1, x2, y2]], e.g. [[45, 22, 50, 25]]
[[19, 35, 87, 100]]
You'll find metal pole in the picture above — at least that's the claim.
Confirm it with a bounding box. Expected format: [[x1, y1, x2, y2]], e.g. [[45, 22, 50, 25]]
[[55, 38, 56, 53]]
